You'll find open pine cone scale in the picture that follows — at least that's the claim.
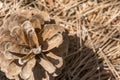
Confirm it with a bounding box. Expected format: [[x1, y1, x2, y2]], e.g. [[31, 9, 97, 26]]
[[0, 10, 68, 80]]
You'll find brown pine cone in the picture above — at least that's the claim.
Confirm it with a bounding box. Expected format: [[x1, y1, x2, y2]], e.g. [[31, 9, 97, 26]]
[[0, 9, 69, 80]]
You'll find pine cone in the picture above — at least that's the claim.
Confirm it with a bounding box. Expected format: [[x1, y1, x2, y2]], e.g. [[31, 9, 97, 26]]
[[0, 9, 69, 80]]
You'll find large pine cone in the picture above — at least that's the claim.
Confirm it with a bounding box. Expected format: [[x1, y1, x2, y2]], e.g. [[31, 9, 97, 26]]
[[0, 9, 69, 80]]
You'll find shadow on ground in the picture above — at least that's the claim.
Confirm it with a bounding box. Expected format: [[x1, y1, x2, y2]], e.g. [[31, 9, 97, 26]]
[[56, 35, 114, 80]]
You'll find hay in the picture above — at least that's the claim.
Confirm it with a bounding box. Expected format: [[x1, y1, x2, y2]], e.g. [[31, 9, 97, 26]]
[[0, 0, 120, 80]]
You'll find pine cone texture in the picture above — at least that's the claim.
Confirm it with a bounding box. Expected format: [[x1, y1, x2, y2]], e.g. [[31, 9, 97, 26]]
[[0, 9, 69, 80]]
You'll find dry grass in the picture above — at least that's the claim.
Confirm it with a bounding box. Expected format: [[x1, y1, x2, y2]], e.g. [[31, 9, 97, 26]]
[[0, 0, 120, 80]]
